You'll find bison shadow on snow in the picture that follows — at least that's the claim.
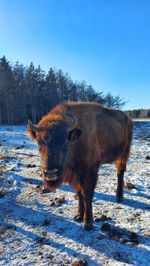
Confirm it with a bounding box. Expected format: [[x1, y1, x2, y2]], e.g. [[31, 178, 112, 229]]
[[1, 173, 150, 264], [61, 184, 150, 211], [1, 204, 150, 264]]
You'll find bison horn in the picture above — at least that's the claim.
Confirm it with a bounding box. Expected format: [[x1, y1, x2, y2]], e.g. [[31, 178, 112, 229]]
[[28, 120, 40, 132], [65, 114, 78, 132]]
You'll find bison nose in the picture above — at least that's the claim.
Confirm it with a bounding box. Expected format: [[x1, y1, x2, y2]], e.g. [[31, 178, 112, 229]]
[[43, 168, 59, 181], [43, 168, 58, 175]]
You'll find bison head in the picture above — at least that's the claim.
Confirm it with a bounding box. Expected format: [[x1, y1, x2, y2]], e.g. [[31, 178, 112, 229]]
[[27, 113, 81, 189]]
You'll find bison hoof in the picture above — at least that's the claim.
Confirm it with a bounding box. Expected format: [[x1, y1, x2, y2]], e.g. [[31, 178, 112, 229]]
[[40, 187, 51, 194], [116, 195, 123, 203], [84, 223, 93, 231], [74, 215, 83, 223]]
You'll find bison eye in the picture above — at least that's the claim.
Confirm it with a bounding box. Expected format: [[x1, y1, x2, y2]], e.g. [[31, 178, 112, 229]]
[[68, 128, 82, 142]]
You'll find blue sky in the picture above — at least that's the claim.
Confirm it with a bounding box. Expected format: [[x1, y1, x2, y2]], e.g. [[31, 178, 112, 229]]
[[0, 0, 150, 110]]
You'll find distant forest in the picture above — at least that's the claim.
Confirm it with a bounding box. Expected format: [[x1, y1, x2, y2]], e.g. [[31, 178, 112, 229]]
[[126, 109, 150, 119], [0, 56, 127, 124], [0, 55, 148, 125]]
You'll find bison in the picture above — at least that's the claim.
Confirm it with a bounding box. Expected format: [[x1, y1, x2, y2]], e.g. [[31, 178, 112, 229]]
[[27, 102, 133, 230]]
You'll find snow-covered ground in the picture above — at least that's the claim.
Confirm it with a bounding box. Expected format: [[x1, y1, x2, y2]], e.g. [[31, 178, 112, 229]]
[[0, 121, 150, 266]]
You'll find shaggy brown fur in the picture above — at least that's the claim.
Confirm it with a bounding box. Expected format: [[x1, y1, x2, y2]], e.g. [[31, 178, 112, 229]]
[[27, 102, 133, 230]]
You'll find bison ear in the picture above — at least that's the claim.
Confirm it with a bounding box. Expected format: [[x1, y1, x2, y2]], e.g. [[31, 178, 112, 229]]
[[68, 128, 82, 142], [27, 126, 36, 140]]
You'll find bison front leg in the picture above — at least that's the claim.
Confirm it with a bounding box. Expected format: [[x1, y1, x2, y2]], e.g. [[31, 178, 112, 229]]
[[81, 169, 98, 230], [83, 196, 93, 230], [82, 188, 94, 231], [74, 191, 84, 222], [74, 190, 94, 229]]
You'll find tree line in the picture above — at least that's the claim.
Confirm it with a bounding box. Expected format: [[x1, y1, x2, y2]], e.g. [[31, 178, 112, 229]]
[[0, 56, 126, 124], [126, 109, 150, 119]]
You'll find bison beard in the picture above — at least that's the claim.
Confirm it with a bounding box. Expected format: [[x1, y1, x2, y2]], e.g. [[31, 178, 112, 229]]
[[27, 102, 133, 230]]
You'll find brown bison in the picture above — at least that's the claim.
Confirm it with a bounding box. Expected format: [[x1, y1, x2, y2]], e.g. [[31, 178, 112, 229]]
[[27, 102, 133, 230]]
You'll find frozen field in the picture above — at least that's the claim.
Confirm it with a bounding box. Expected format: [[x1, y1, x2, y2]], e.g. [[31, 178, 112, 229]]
[[0, 121, 150, 266]]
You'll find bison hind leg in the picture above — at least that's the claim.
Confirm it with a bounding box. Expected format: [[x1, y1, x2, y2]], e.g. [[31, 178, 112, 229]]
[[116, 122, 133, 203], [115, 158, 127, 203]]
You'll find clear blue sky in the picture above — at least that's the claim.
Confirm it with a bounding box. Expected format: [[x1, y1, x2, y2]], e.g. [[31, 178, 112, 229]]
[[0, 0, 150, 110]]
